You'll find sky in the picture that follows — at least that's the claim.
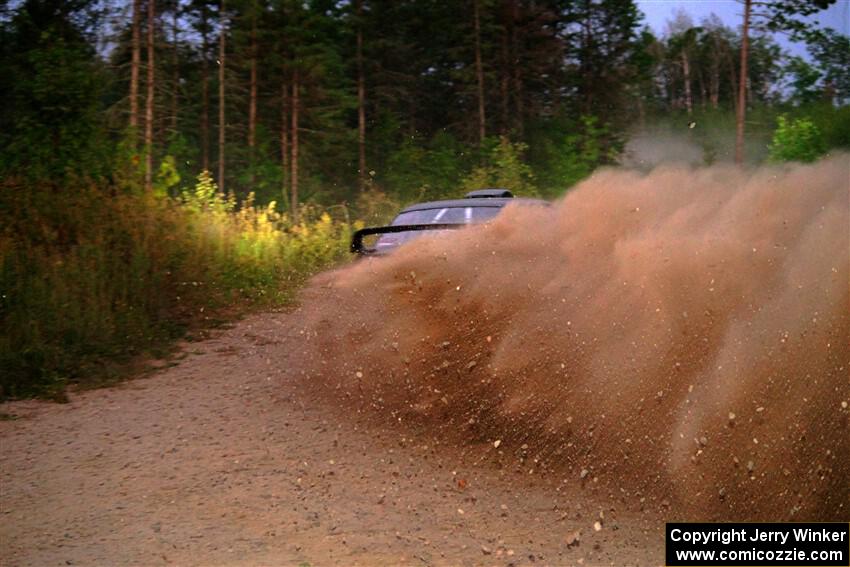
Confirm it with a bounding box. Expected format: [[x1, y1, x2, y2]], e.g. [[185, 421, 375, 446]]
[[636, 0, 850, 58]]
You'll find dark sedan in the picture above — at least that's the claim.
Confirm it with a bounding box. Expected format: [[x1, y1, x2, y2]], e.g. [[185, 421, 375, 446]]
[[351, 189, 548, 255]]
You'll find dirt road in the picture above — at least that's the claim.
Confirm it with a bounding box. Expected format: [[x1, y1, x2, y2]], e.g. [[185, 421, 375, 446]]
[[1, 310, 664, 566]]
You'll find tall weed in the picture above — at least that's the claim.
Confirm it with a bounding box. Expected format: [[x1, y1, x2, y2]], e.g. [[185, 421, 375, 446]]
[[0, 173, 356, 398]]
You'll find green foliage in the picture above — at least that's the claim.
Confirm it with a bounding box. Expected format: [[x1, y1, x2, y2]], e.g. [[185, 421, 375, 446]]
[[768, 115, 826, 163], [756, 0, 838, 40], [805, 104, 850, 150], [382, 132, 466, 201], [561, 0, 645, 119], [461, 137, 537, 196], [352, 188, 401, 226], [155, 156, 182, 197], [0, 175, 356, 399], [544, 116, 618, 193], [0, 1, 110, 179], [806, 28, 850, 104], [785, 57, 822, 105], [181, 170, 233, 212]]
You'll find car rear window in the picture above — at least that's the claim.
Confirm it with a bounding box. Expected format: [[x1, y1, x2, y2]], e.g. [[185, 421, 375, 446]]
[[392, 206, 502, 226]]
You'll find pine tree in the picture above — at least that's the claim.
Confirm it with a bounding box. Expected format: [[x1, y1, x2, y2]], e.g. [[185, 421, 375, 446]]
[[187, 0, 217, 171], [734, 0, 837, 163], [0, 0, 108, 178], [130, 0, 142, 138], [355, 0, 367, 190], [144, 0, 156, 191], [218, 0, 226, 192]]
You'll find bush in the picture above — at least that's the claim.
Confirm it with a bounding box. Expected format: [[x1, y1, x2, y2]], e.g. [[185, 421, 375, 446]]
[[796, 103, 850, 151], [0, 172, 357, 399], [461, 136, 537, 196], [768, 114, 827, 163], [352, 187, 401, 226], [548, 116, 617, 190], [382, 131, 466, 202]]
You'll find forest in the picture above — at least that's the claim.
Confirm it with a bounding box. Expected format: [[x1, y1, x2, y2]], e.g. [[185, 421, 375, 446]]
[[1, 0, 848, 398]]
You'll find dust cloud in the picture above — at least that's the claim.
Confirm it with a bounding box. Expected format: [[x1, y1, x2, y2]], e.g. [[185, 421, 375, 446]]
[[620, 126, 706, 169], [293, 156, 849, 521]]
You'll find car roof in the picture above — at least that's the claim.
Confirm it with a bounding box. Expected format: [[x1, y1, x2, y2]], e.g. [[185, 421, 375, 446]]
[[400, 197, 548, 213]]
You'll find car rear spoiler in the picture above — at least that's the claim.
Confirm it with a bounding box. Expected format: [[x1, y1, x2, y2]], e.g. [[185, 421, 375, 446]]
[[351, 223, 466, 255]]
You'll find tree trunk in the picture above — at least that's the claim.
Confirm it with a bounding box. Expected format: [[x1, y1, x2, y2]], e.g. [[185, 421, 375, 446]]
[[473, 0, 486, 145], [747, 70, 754, 106], [735, 0, 750, 165], [201, 7, 210, 171], [510, 0, 523, 136], [356, 0, 367, 191], [726, 47, 738, 106], [248, 5, 257, 184], [144, 0, 155, 192], [499, 2, 509, 133], [696, 67, 706, 109], [171, 7, 179, 134], [130, 0, 141, 138], [290, 69, 299, 220], [218, 0, 226, 193], [682, 49, 692, 115], [710, 49, 720, 109], [280, 80, 289, 212], [581, 5, 593, 113]]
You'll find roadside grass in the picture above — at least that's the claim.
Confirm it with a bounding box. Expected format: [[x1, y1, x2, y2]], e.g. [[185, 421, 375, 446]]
[[0, 172, 359, 400]]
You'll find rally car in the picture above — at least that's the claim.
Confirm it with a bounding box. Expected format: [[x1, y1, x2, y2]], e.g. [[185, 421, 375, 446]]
[[350, 189, 548, 255]]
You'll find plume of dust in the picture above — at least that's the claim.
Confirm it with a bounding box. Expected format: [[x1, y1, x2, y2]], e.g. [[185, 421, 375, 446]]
[[294, 156, 849, 521], [621, 126, 706, 169]]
